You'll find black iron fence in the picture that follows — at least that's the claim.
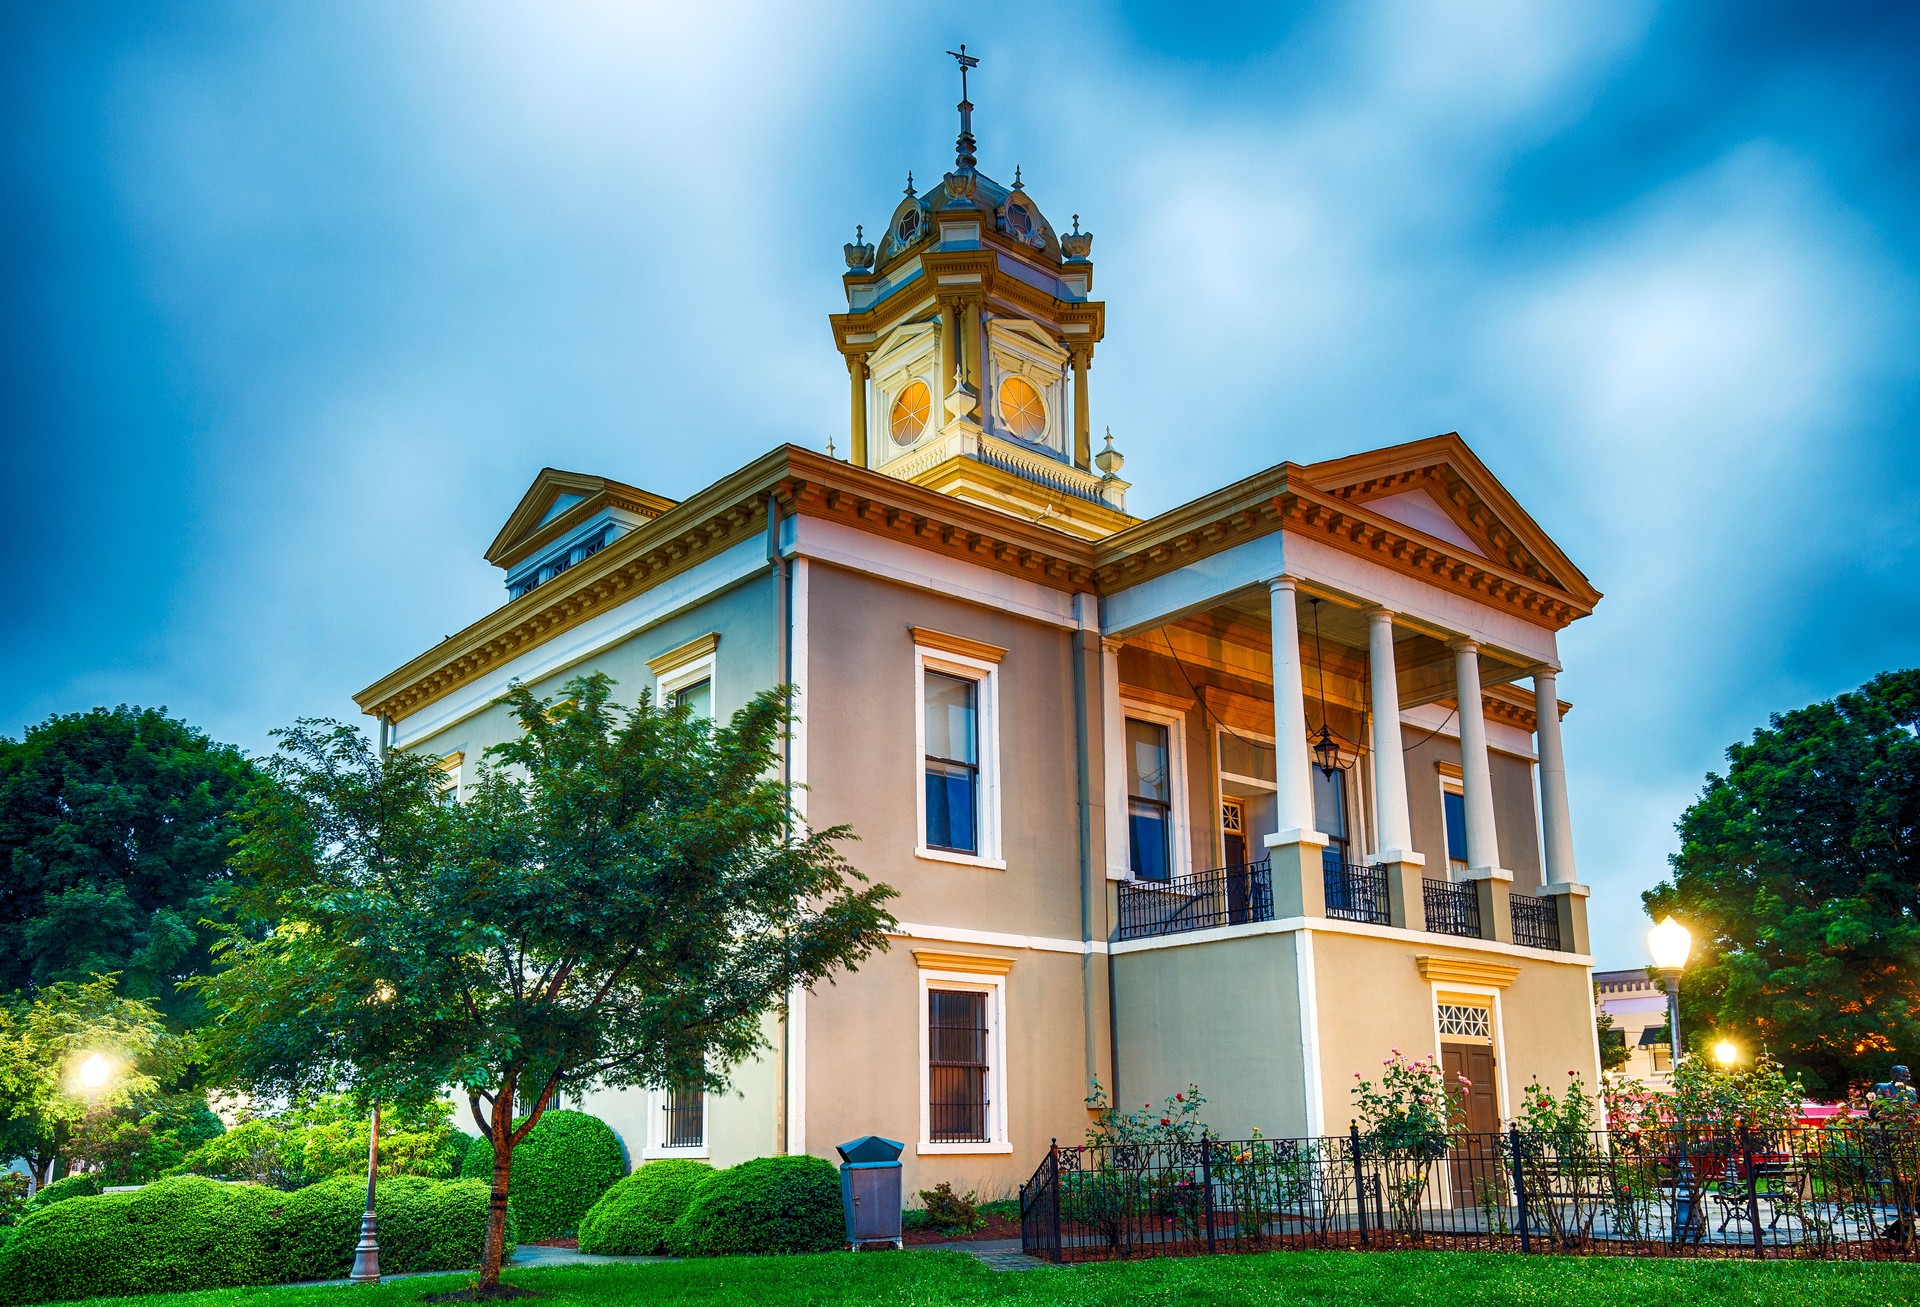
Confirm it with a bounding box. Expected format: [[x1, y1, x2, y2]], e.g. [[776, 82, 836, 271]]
[[1322, 862, 1389, 926], [1423, 878, 1480, 938], [1020, 1124, 1920, 1264], [1116, 861, 1274, 942], [1510, 893, 1563, 951]]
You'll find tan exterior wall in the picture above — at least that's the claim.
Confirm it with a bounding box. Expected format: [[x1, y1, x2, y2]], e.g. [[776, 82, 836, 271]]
[[1403, 731, 1543, 890], [1112, 931, 1314, 1139], [801, 944, 1094, 1197], [1311, 929, 1599, 1131]]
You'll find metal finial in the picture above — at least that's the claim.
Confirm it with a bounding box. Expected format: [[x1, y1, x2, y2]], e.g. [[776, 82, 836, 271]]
[[904, 171, 915, 196], [1013, 165, 1024, 190], [826, 435, 837, 459], [946, 45, 979, 171], [1072, 214, 1081, 234], [854, 224, 863, 241]]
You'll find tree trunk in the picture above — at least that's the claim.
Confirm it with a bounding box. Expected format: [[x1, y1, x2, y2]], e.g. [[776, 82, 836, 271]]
[[478, 1099, 514, 1290]]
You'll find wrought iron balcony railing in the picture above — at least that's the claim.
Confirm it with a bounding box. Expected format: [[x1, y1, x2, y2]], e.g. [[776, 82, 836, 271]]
[[1322, 860, 1390, 926], [1115, 860, 1273, 942], [1423, 877, 1481, 938], [1510, 892, 1564, 951]]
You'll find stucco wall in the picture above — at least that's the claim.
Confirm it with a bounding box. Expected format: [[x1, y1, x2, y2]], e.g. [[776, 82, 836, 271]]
[[1112, 932, 1314, 1139], [802, 943, 1095, 1197], [1311, 930, 1598, 1131], [803, 561, 1096, 943]]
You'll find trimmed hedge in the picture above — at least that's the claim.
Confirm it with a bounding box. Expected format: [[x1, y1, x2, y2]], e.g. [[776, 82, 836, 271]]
[[666, 1155, 843, 1257], [460, 1109, 625, 1240], [25, 1174, 102, 1210], [0, 1173, 511, 1304], [577, 1159, 713, 1255]]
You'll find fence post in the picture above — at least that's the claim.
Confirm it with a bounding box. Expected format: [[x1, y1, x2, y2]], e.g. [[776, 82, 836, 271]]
[[1349, 1122, 1370, 1246], [1742, 1127, 1763, 1257], [1201, 1130, 1217, 1254], [1508, 1125, 1531, 1253], [1047, 1138, 1063, 1265]]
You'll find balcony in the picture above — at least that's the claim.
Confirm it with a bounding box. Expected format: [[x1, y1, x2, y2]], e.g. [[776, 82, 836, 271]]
[[1117, 861, 1572, 951]]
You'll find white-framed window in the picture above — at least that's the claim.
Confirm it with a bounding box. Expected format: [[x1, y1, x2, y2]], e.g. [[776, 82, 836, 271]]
[[914, 644, 1003, 869], [657, 652, 716, 720], [917, 968, 1011, 1155], [1121, 700, 1190, 882], [643, 1074, 707, 1159], [1440, 776, 1469, 875], [435, 751, 465, 802]]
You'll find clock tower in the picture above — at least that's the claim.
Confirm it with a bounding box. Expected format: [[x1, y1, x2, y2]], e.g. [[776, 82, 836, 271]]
[[829, 48, 1131, 539]]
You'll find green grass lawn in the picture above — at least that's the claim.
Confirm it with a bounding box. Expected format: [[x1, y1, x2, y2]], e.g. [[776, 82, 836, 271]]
[[48, 1249, 1920, 1307]]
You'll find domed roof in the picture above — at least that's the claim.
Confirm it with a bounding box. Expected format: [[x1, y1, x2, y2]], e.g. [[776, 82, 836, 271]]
[[874, 167, 1063, 268]]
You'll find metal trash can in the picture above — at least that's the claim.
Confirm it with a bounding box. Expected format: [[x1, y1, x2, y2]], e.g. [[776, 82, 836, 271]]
[[837, 1135, 904, 1250]]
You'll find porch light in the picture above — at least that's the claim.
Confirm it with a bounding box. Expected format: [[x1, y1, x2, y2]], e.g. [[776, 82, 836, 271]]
[[1311, 724, 1344, 779]]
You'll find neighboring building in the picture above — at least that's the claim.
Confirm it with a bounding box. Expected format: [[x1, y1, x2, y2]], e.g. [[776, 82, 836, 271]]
[[1595, 968, 1676, 1087], [355, 67, 1605, 1195]]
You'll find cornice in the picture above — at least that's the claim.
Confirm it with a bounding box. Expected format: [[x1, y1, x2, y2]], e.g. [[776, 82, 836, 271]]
[[357, 448, 1104, 725], [1091, 464, 1595, 632]]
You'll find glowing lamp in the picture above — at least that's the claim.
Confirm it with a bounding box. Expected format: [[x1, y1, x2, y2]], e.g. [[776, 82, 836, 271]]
[[1714, 1041, 1738, 1067], [1647, 916, 1692, 972], [78, 1054, 110, 1091]]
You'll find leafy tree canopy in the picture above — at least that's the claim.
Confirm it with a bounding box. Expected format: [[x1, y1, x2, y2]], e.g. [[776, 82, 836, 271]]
[[198, 674, 896, 1287], [0, 706, 264, 1024], [0, 975, 175, 1186], [1645, 668, 1919, 1098]]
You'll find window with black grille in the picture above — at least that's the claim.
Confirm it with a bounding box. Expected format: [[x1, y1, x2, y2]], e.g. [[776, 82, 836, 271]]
[[661, 1081, 703, 1149], [928, 989, 990, 1143]]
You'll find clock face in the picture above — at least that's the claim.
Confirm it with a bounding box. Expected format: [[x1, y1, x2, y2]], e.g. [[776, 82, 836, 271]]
[[896, 209, 922, 243], [997, 375, 1046, 442], [890, 381, 931, 445]]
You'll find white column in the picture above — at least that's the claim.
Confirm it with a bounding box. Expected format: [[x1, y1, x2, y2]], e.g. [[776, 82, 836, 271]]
[[1366, 608, 1414, 858], [1451, 639, 1504, 876], [1533, 667, 1576, 886], [1268, 578, 1317, 840], [1101, 638, 1129, 880]]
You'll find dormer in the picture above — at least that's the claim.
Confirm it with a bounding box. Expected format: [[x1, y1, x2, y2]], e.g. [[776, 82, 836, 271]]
[[486, 469, 677, 601]]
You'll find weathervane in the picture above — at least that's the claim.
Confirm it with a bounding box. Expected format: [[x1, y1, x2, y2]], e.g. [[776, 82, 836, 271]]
[[946, 44, 979, 171]]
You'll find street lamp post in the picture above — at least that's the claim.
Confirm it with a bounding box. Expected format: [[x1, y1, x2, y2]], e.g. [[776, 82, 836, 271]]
[[1647, 916, 1693, 1067], [348, 1102, 381, 1283]]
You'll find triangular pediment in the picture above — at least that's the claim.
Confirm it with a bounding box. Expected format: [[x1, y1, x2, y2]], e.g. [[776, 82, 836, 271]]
[[485, 468, 678, 571], [1303, 433, 1598, 604]]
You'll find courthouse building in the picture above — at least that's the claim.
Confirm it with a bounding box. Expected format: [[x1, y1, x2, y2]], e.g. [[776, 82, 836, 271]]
[[356, 70, 1606, 1194]]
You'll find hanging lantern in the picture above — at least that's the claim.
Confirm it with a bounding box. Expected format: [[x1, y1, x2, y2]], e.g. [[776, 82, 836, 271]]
[[1306, 598, 1351, 778]]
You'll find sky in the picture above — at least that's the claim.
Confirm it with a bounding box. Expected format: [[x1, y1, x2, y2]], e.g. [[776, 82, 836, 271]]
[[4, 2, 1918, 968]]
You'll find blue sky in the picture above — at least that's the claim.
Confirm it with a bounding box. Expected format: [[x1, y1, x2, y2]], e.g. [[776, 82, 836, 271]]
[[4, 2, 1917, 967]]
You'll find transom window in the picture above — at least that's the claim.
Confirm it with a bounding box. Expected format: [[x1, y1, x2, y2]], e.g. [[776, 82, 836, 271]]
[[997, 375, 1045, 441], [1437, 1003, 1492, 1040], [924, 671, 980, 854], [1126, 718, 1173, 882], [928, 989, 990, 1143], [891, 380, 931, 446]]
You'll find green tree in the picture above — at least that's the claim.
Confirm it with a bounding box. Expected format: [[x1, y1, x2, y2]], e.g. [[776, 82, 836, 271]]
[[0, 707, 264, 1025], [1645, 668, 1920, 1098], [198, 675, 894, 1291], [0, 976, 171, 1188]]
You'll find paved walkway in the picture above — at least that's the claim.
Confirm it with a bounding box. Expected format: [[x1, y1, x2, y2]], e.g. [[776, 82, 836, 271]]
[[510, 1245, 673, 1268], [917, 1238, 1049, 1272]]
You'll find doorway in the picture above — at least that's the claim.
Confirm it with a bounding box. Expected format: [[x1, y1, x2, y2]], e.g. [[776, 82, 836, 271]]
[[1441, 1040, 1501, 1209]]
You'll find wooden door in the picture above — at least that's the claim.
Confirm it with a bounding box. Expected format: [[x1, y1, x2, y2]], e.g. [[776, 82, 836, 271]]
[[1442, 1043, 1501, 1208], [1221, 800, 1250, 922]]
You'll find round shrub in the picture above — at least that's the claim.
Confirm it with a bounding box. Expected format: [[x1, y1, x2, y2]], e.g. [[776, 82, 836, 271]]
[[279, 1174, 513, 1282], [577, 1159, 713, 1255], [460, 1109, 625, 1240], [25, 1174, 102, 1210], [0, 1176, 281, 1305], [666, 1155, 843, 1257]]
